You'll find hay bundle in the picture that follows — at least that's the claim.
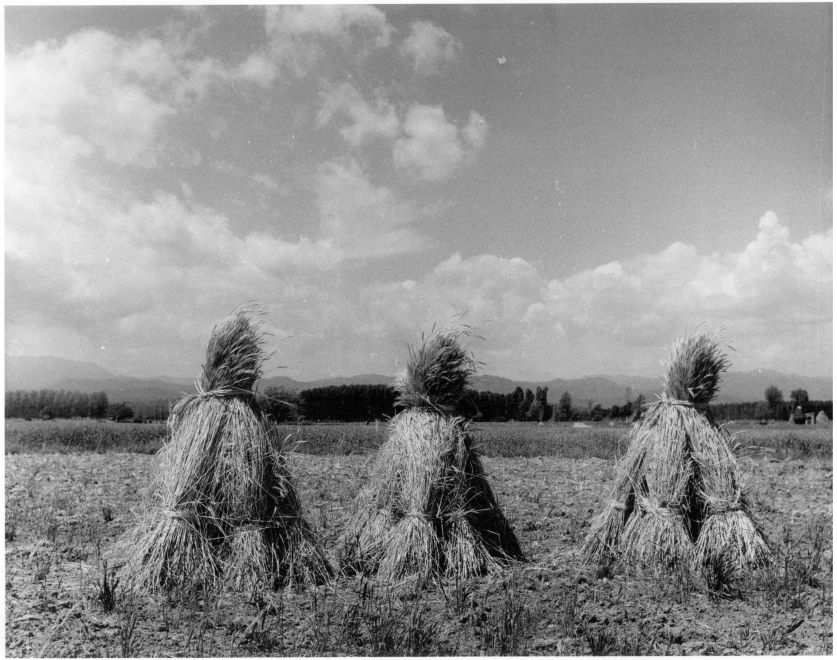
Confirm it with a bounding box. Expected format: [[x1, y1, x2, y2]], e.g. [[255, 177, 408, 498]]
[[338, 327, 523, 584], [583, 330, 770, 572], [116, 309, 332, 595]]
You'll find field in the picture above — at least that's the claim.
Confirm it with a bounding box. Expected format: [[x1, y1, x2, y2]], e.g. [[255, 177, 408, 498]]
[[4, 419, 833, 656]]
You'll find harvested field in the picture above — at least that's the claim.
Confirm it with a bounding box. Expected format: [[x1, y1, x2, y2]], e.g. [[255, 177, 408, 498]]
[[4, 422, 833, 656], [6, 419, 832, 460]]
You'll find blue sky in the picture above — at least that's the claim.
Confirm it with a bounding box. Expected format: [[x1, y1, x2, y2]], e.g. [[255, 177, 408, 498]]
[[5, 4, 833, 381]]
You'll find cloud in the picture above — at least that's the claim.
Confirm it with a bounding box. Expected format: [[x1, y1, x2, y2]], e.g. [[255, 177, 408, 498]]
[[317, 82, 400, 146], [6, 27, 281, 171], [399, 21, 461, 75], [6, 30, 179, 168], [393, 105, 488, 181], [236, 52, 277, 88], [264, 5, 393, 76], [316, 86, 489, 183], [4, 157, 338, 375], [462, 111, 489, 150], [340, 213, 832, 379], [314, 158, 429, 261]]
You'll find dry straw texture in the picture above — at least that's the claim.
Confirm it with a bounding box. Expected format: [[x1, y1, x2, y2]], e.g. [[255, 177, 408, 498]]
[[115, 308, 332, 596], [339, 327, 522, 584], [583, 329, 770, 573]]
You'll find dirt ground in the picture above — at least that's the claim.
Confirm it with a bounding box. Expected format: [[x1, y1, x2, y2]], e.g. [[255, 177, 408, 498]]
[[5, 451, 832, 656]]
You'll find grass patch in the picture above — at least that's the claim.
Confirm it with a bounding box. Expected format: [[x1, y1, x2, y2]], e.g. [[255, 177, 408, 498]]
[[5, 419, 166, 454], [5, 419, 831, 459]]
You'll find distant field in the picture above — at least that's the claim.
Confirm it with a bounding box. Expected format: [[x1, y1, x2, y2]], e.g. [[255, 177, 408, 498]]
[[5, 418, 832, 459]]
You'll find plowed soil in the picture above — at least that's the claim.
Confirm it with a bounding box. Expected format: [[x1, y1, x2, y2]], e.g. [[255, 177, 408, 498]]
[[5, 450, 832, 656]]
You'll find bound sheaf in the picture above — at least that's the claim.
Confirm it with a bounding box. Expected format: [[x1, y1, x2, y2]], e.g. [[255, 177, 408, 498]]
[[582, 329, 771, 572], [112, 307, 333, 597], [338, 326, 524, 584]]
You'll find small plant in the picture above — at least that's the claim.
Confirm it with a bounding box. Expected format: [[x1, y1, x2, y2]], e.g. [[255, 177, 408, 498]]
[[558, 582, 578, 637], [581, 617, 615, 655], [118, 609, 139, 657], [760, 617, 804, 652], [5, 521, 17, 542], [337, 599, 365, 652], [33, 551, 53, 583], [102, 505, 115, 522], [403, 600, 439, 656], [616, 628, 659, 655], [440, 571, 475, 616], [365, 601, 399, 655], [594, 556, 614, 580], [701, 552, 740, 600], [476, 576, 528, 655], [756, 516, 828, 607], [97, 560, 121, 613]]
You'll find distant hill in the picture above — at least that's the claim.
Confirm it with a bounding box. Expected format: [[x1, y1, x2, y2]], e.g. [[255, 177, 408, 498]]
[[715, 369, 833, 404], [5, 355, 832, 407], [5, 356, 114, 391], [54, 377, 197, 405]]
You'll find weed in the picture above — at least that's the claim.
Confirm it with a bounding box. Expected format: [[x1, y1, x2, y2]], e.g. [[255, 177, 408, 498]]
[[45, 521, 60, 544], [403, 600, 439, 656], [756, 515, 829, 607], [118, 609, 139, 657], [338, 598, 365, 651], [96, 560, 121, 613], [581, 617, 615, 654], [615, 627, 659, 655], [558, 582, 579, 637], [440, 571, 475, 617], [473, 575, 528, 655], [33, 551, 53, 583], [701, 553, 741, 600], [594, 556, 614, 580], [366, 601, 399, 654], [760, 616, 804, 652], [101, 505, 115, 523], [652, 558, 695, 604]]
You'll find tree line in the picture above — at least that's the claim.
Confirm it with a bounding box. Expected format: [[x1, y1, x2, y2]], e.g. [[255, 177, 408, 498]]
[[720, 386, 833, 423], [260, 384, 644, 423], [6, 389, 109, 420], [7, 383, 831, 425]]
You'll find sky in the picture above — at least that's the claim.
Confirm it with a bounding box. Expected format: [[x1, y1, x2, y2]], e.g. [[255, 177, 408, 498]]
[[4, 3, 833, 382]]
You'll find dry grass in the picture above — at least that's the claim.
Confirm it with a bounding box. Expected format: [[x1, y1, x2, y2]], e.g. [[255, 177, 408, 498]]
[[662, 327, 730, 405], [340, 327, 522, 583], [583, 331, 771, 575], [396, 325, 479, 411], [112, 309, 332, 597]]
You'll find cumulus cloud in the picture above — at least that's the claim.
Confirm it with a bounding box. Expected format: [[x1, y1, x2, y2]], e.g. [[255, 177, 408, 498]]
[[236, 51, 277, 88], [264, 5, 393, 76], [316, 86, 488, 183], [462, 111, 489, 149], [393, 105, 488, 181], [317, 82, 400, 146], [4, 147, 343, 375], [6, 28, 282, 171], [4, 20, 432, 376], [340, 214, 832, 379], [7, 31, 179, 168], [399, 21, 461, 75], [314, 158, 429, 261]]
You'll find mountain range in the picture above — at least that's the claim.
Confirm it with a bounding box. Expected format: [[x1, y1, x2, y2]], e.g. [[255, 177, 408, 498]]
[[4, 355, 832, 407]]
